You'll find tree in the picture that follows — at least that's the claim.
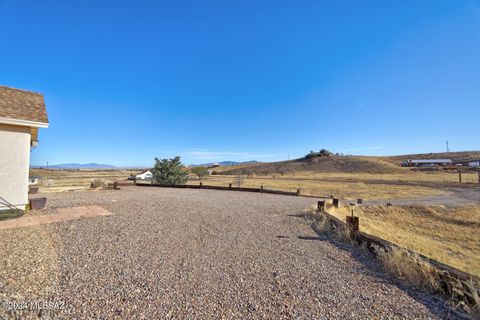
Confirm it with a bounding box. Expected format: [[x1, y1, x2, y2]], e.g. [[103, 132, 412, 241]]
[[190, 166, 209, 180], [305, 149, 333, 159], [319, 149, 333, 157], [151, 156, 189, 185], [235, 175, 245, 187]]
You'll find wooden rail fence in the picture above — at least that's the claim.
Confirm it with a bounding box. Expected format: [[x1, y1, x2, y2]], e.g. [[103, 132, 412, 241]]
[[135, 182, 313, 197]]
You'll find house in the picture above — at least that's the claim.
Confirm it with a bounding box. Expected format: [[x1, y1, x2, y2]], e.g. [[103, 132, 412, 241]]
[[209, 163, 221, 168], [468, 160, 480, 168], [0, 85, 49, 210], [406, 159, 453, 167], [135, 170, 153, 180], [28, 176, 42, 186]]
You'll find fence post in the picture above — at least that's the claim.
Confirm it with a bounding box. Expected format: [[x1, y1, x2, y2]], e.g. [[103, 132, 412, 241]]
[[260, 185, 263, 192], [317, 200, 325, 211], [333, 198, 340, 208], [113, 181, 118, 189], [346, 216, 359, 239], [458, 171, 462, 183], [199, 182, 203, 187], [229, 183, 232, 188], [296, 188, 301, 196], [478, 169, 480, 184], [133, 178, 137, 186]]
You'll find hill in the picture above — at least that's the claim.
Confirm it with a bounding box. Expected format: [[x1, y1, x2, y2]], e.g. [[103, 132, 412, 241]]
[[218, 156, 402, 175]]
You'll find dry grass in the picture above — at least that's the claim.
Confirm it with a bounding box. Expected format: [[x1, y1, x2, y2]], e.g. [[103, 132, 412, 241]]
[[29, 168, 139, 193], [374, 245, 441, 291], [191, 175, 444, 200], [326, 204, 480, 277]]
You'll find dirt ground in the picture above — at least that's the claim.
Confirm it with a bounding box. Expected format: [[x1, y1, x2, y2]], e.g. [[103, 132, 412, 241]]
[[0, 187, 455, 319], [366, 186, 480, 207]]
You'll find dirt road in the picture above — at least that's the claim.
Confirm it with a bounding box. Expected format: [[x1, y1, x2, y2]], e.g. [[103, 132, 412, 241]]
[[366, 186, 480, 207]]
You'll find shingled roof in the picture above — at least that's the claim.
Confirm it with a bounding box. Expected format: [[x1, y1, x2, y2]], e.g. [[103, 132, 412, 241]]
[[0, 85, 49, 125]]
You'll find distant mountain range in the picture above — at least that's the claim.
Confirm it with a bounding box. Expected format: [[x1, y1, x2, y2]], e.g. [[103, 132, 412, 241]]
[[189, 160, 259, 167], [31, 160, 259, 170], [33, 163, 117, 169]]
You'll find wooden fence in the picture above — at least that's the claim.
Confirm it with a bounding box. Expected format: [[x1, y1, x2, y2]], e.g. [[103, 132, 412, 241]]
[[135, 181, 324, 198]]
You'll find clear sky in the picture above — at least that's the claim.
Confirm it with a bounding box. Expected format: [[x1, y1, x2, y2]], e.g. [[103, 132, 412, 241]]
[[1, 1, 479, 166]]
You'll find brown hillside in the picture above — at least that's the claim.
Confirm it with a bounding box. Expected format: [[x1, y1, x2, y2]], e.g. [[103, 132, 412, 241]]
[[218, 156, 402, 175]]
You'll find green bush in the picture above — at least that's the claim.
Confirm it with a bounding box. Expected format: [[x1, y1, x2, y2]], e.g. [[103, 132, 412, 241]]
[[305, 149, 333, 159], [151, 156, 189, 185], [190, 166, 209, 179]]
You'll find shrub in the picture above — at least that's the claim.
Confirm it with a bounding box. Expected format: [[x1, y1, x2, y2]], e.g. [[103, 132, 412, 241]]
[[92, 178, 104, 188], [190, 166, 209, 180]]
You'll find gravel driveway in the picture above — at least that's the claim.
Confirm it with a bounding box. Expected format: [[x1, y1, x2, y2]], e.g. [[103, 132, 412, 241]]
[[0, 187, 454, 319]]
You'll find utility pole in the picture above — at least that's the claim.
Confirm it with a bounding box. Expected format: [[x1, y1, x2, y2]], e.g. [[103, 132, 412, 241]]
[[446, 140, 450, 153], [47, 161, 49, 169]]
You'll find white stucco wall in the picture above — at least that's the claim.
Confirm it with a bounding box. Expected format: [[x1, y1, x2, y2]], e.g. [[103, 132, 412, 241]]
[[0, 124, 31, 210]]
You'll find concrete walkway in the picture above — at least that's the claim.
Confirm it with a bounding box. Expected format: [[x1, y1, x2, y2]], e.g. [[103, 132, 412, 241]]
[[0, 206, 112, 230]]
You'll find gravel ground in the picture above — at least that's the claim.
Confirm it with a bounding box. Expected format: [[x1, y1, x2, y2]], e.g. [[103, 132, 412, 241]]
[[0, 187, 457, 319]]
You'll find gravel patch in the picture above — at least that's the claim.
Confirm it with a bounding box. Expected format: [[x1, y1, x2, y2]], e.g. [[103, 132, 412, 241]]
[[1, 187, 456, 319]]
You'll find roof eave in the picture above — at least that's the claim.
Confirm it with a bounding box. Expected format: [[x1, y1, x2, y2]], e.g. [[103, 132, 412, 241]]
[[0, 116, 49, 128]]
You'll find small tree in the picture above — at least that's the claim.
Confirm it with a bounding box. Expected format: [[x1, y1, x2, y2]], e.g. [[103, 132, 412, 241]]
[[235, 175, 245, 187], [319, 149, 333, 157], [151, 156, 189, 185], [190, 166, 209, 180]]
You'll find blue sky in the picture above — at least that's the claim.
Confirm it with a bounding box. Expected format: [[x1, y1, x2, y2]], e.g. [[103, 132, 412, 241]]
[[1, 1, 479, 166]]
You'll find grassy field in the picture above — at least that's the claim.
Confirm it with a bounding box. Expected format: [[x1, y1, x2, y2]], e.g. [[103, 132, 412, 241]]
[[189, 169, 479, 200], [325, 202, 480, 277], [31, 167, 478, 199], [189, 175, 444, 200], [29, 168, 139, 193]]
